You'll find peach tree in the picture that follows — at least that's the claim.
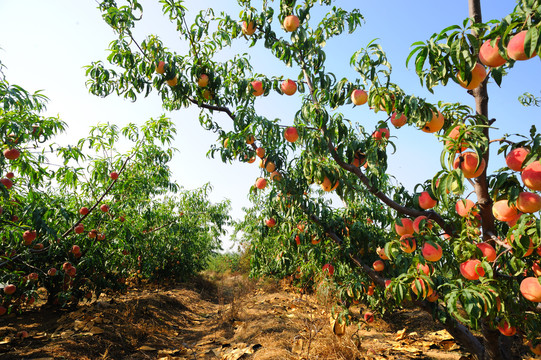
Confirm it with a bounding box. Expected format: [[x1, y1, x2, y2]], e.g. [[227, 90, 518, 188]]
[[1, 65, 230, 312], [87, 0, 541, 358]]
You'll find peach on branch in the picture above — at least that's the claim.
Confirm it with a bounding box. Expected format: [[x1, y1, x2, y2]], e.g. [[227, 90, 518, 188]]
[[520, 277, 541, 302], [320, 177, 339, 192], [497, 321, 516, 337], [445, 125, 468, 153], [372, 127, 390, 141], [74, 224, 84, 234], [110, 171, 119, 180], [351, 89, 368, 105], [507, 30, 537, 60], [453, 152, 486, 178], [479, 37, 507, 67], [492, 199, 519, 222], [400, 235, 416, 253], [533, 261, 541, 277], [270, 171, 282, 181], [251, 80, 264, 96], [6, 172, 14, 179], [3, 148, 20, 160], [421, 111, 445, 133], [256, 147, 265, 158], [265, 218, 276, 228], [0, 178, 13, 189], [48, 268, 57, 276], [79, 207, 89, 215], [390, 112, 407, 128], [516, 191, 541, 213], [322, 263, 334, 276], [22, 230, 37, 245], [364, 312, 374, 323], [284, 127, 299, 142], [373, 260, 385, 272], [100, 204, 109, 212], [281, 79, 297, 95], [476, 242, 497, 262], [460, 259, 485, 280], [155, 61, 165, 74], [418, 191, 437, 210], [422, 242, 443, 262], [376, 246, 389, 260], [521, 160, 541, 191], [411, 278, 433, 299], [241, 21, 256, 36], [3, 284, 16, 295], [246, 135, 255, 144], [197, 74, 209, 87], [457, 63, 487, 90], [416, 262, 432, 276], [528, 341, 541, 356], [255, 177, 267, 189], [413, 215, 433, 234], [166, 75, 178, 87], [283, 15, 300, 32], [395, 218, 414, 236], [506, 147, 529, 171], [455, 199, 476, 217]]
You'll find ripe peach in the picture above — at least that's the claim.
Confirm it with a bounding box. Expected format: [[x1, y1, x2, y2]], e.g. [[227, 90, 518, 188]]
[[364, 312, 374, 323], [3, 148, 20, 160], [22, 230, 37, 245], [528, 341, 541, 355], [418, 191, 437, 210], [506, 147, 529, 171], [270, 171, 282, 181], [497, 321, 516, 336], [372, 127, 390, 141], [241, 21, 256, 36], [202, 89, 213, 100], [395, 218, 414, 236], [413, 215, 433, 234], [521, 160, 541, 191], [295, 235, 301, 246], [266, 218, 276, 227], [264, 160, 276, 173], [411, 279, 433, 299], [48, 268, 57, 276], [479, 37, 506, 67], [155, 61, 165, 74], [255, 177, 267, 190], [457, 63, 487, 90], [416, 262, 432, 276], [320, 177, 339, 192], [284, 127, 299, 142], [246, 135, 255, 145], [28, 272, 38, 281], [453, 152, 486, 178], [197, 74, 209, 87], [74, 224, 84, 234], [3, 284, 16, 295], [460, 259, 485, 280], [533, 261, 541, 277], [445, 125, 468, 153], [322, 263, 334, 275], [283, 15, 300, 32], [400, 235, 416, 253], [476, 242, 497, 262], [256, 147, 265, 158], [72, 245, 81, 254], [79, 207, 89, 215], [520, 277, 541, 302], [390, 112, 407, 128], [166, 75, 178, 87], [251, 80, 264, 96], [110, 171, 119, 180], [377, 246, 389, 260], [351, 89, 368, 105], [422, 242, 443, 262], [427, 292, 439, 302], [507, 30, 537, 61], [421, 111, 445, 133], [0, 178, 13, 189], [492, 199, 519, 222], [517, 191, 541, 213], [100, 204, 109, 213], [281, 79, 297, 95], [6, 172, 14, 179], [373, 260, 385, 272]]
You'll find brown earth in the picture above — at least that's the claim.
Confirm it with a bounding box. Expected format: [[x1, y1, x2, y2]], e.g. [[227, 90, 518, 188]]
[[0, 273, 477, 360]]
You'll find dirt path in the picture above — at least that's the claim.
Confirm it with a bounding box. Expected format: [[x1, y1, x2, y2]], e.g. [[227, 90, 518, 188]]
[[0, 274, 470, 359]]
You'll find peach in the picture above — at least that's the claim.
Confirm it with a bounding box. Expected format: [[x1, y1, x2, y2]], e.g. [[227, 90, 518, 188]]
[[351, 89, 368, 106], [479, 37, 506, 67], [3, 148, 20, 160], [516, 191, 541, 213], [372, 127, 390, 141], [0, 178, 13, 189], [246, 135, 255, 145], [3, 284, 16, 295], [283, 15, 300, 32], [364, 312, 374, 323], [377, 246, 389, 260], [418, 191, 437, 210], [455, 199, 476, 218], [373, 260, 385, 272], [522, 160, 541, 191], [256, 147, 265, 158], [416, 262, 432, 276], [445, 125, 468, 153], [155, 61, 165, 74], [390, 112, 407, 128], [0, 306, 6, 316], [270, 171, 282, 181], [421, 111, 445, 133], [533, 261, 541, 277], [79, 207, 89, 215], [320, 177, 339, 192], [400, 235, 416, 253], [506, 147, 530, 171], [411, 278, 433, 299], [413, 215, 433, 234], [251, 80, 264, 96], [427, 292, 439, 302], [255, 178, 267, 189], [166, 75, 178, 87], [453, 152, 486, 178], [395, 218, 414, 236], [476, 242, 497, 262], [197, 74, 209, 87], [492, 199, 519, 222], [520, 277, 541, 302], [322, 263, 334, 275], [284, 127, 299, 142], [74, 224, 84, 234], [6, 172, 14, 179], [460, 259, 485, 280], [241, 21, 256, 35], [457, 63, 487, 90], [497, 321, 516, 336], [422, 242, 443, 262], [508, 234, 535, 257], [281, 79, 297, 95], [507, 30, 537, 61], [100, 204, 109, 212], [266, 218, 276, 228], [48, 268, 57, 276]]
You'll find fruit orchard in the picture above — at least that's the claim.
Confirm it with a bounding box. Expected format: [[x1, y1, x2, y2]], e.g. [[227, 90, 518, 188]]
[[0, 66, 231, 313], [2, 0, 541, 359]]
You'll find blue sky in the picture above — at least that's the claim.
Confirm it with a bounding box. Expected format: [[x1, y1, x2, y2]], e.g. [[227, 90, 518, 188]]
[[1, 1, 539, 250]]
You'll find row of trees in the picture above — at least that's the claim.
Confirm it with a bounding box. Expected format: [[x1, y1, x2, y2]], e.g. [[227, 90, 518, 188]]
[[0, 62, 231, 314], [21, 0, 538, 359]]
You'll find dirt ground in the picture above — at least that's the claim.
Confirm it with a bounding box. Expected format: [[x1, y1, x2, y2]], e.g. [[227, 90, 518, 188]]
[[0, 273, 483, 360]]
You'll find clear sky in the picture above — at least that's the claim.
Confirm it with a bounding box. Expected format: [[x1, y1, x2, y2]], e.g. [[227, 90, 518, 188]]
[[0, 1, 539, 250]]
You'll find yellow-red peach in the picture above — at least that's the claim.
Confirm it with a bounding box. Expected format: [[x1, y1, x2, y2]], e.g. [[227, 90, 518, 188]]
[[445, 125, 468, 153], [520, 277, 541, 302], [284, 127, 299, 142], [241, 21, 256, 36], [457, 63, 487, 90], [492, 199, 519, 222], [476, 242, 497, 262], [390, 112, 407, 128], [373, 260, 385, 272], [506, 147, 529, 171], [411, 278, 433, 299], [255, 177, 267, 189], [422, 242, 443, 262], [416, 262, 432, 276], [517, 191, 541, 213], [418, 191, 437, 210], [507, 30, 537, 61], [377, 246, 389, 260], [413, 215, 433, 234], [155, 61, 165, 74], [421, 111, 445, 133], [455, 199, 476, 217], [351, 89, 368, 106], [197, 74, 209, 87], [453, 152, 486, 178], [283, 15, 300, 32], [497, 321, 516, 336], [460, 259, 485, 280], [251, 80, 264, 96], [479, 37, 507, 67], [400, 235, 416, 253], [372, 128, 390, 141], [321, 177, 339, 192], [395, 218, 414, 236], [522, 160, 541, 191], [281, 79, 297, 95]]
